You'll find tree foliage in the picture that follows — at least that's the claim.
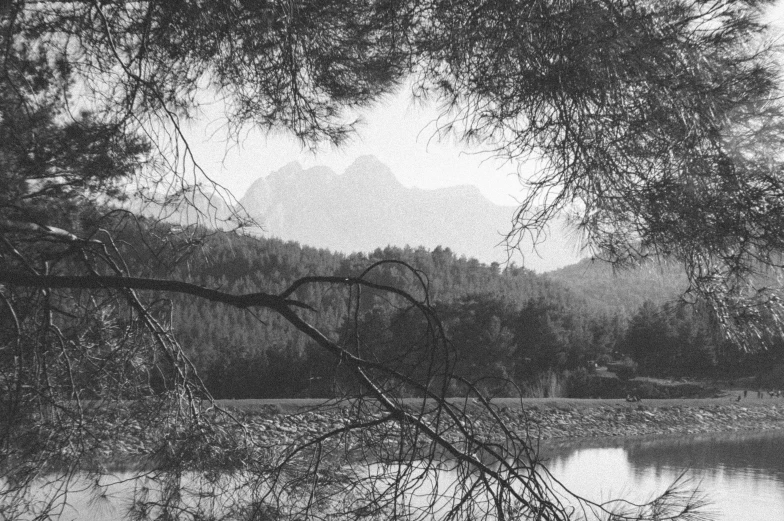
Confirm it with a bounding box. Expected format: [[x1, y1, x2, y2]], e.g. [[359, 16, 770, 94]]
[[2, 1, 783, 520], [161, 237, 618, 399], [419, 0, 784, 344]]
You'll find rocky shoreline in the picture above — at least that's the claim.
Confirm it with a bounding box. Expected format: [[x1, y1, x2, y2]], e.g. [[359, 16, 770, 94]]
[[100, 399, 784, 458], [505, 401, 784, 440], [221, 399, 784, 448]]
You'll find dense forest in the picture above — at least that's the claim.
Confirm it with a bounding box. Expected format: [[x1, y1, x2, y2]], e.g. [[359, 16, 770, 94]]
[[168, 232, 612, 397], [159, 231, 784, 399]]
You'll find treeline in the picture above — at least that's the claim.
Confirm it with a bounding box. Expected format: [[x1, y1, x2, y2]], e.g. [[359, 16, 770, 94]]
[[620, 301, 784, 381], [167, 233, 619, 398], [156, 231, 784, 398]]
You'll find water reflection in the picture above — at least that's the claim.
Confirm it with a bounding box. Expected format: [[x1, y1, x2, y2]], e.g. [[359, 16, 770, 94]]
[[542, 430, 784, 521], [9, 430, 784, 520]]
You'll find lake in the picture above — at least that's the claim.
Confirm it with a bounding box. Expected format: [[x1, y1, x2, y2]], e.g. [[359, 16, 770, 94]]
[[8, 429, 784, 520], [540, 430, 784, 520]]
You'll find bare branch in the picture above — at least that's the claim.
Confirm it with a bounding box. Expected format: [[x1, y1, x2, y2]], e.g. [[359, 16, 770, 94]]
[[0, 271, 312, 311]]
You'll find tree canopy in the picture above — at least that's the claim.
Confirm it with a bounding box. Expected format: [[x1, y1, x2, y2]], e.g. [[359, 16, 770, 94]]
[[2, 1, 784, 520]]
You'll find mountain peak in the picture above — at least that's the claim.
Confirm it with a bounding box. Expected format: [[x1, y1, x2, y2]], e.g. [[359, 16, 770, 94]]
[[348, 155, 386, 170], [267, 161, 304, 182], [343, 155, 401, 187]]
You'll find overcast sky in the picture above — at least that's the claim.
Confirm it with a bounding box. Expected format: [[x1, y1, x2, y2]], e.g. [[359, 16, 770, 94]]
[[185, 87, 532, 207]]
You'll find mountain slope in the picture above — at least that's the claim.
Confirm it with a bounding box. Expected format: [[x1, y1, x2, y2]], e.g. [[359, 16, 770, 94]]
[[240, 156, 580, 271]]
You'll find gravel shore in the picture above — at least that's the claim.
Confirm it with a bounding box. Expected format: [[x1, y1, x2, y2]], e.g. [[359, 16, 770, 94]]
[[506, 400, 784, 440], [219, 397, 784, 446], [100, 398, 784, 458]]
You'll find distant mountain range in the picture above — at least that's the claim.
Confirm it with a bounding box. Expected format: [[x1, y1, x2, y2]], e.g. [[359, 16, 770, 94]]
[[135, 153, 701, 313], [238, 156, 582, 272]]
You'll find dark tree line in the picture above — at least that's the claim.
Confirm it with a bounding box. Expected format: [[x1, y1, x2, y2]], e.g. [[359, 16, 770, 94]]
[[164, 232, 624, 399], [622, 300, 784, 381], [174, 233, 784, 399]]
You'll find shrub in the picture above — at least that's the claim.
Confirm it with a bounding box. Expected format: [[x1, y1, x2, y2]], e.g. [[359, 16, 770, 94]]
[[633, 381, 665, 399], [597, 354, 612, 367], [565, 368, 591, 397], [615, 361, 638, 382], [523, 370, 566, 398], [755, 364, 784, 389]]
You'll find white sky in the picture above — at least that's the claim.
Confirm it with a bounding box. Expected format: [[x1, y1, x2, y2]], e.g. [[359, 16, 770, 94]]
[[186, 89, 531, 207]]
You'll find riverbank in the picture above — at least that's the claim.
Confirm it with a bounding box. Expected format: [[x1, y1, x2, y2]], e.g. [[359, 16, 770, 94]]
[[216, 396, 784, 446], [95, 397, 784, 458], [498, 399, 784, 440]]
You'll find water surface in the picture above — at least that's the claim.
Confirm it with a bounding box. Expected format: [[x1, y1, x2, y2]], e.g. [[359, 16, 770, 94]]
[[9, 430, 784, 520], [541, 430, 784, 520]]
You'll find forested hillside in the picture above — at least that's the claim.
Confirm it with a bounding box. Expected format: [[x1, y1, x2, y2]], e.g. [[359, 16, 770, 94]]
[[167, 232, 619, 398], [546, 258, 688, 315], [159, 231, 784, 398]]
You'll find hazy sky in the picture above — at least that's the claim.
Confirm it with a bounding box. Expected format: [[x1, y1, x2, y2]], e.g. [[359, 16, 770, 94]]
[[181, 2, 784, 270], [186, 89, 531, 207]]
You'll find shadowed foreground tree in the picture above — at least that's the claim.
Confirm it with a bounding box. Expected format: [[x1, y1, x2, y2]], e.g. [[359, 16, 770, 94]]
[[2, 0, 783, 519]]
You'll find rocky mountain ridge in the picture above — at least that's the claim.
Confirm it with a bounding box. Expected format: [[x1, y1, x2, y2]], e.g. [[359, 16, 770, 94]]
[[239, 155, 580, 271]]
